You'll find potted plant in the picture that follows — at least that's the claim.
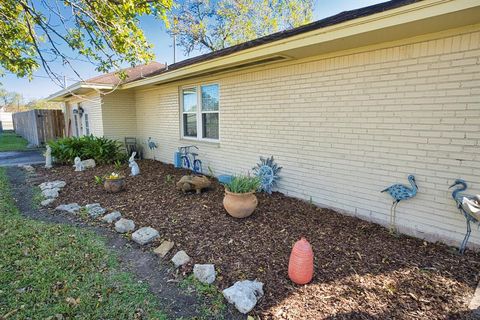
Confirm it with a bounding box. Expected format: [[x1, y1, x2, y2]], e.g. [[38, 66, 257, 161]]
[[96, 172, 126, 193], [223, 175, 261, 218]]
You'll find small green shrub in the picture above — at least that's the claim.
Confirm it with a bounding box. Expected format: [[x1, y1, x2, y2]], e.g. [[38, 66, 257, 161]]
[[164, 174, 173, 184], [48, 135, 125, 165], [225, 175, 261, 193], [94, 175, 104, 185], [113, 160, 123, 171]]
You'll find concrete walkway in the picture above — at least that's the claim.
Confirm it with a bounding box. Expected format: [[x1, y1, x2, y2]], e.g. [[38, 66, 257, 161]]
[[0, 150, 44, 167]]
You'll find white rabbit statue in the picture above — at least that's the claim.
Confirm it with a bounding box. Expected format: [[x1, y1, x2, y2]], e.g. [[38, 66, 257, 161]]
[[129, 152, 140, 176], [73, 156, 84, 172]]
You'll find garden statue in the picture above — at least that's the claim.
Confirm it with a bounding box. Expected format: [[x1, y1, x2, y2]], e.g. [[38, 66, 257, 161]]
[[45, 145, 52, 169], [253, 156, 282, 194], [147, 137, 158, 151], [288, 238, 314, 285], [73, 157, 84, 172], [381, 174, 418, 233], [449, 179, 479, 253], [147, 137, 158, 160], [129, 152, 140, 176], [176, 175, 211, 194]]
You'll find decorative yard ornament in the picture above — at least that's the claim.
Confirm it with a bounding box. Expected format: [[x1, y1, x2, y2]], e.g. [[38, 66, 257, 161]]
[[381, 175, 418, 233], [45, 145, 52, 169], [252, 156, 282, 194], [449, 179, 480, 254], [147, 137, 158, 160], [73, 157, 84, 172], [288, 237, 314, 285], [176, 175, 211, 194], [147, 137, 158, 151], [129, 152, 140, 176]]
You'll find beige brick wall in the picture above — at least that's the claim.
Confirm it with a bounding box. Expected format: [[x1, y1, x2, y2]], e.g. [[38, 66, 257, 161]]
[[134, 27, 480, 248], [102, 90, 137, 142]]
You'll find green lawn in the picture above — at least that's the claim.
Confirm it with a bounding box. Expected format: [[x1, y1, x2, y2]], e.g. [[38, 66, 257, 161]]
[[0, 168, 167, 319], [0, 132, 29, 151]]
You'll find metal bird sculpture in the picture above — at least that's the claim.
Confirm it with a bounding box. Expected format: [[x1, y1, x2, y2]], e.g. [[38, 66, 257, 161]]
[[147, 137, 158, 151], [381, 175, 419, 233], [449, 179, 479, 254]]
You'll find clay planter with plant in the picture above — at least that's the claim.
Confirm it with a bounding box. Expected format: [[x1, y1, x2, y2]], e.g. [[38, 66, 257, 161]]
[[223, 175, 261, 218], [95, 172, 125, 193]]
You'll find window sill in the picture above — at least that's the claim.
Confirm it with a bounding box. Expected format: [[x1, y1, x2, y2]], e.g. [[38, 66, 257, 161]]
[[179, 138, 221, 147]]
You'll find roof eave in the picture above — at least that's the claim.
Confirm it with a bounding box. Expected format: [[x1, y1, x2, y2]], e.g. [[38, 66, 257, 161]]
[[47, 83, 115, 102], [121, 0, 480, 89]]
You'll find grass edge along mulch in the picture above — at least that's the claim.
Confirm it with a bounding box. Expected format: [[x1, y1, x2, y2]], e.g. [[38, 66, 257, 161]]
[[0, 167, 167, 320], [0, 132, 29, 152]]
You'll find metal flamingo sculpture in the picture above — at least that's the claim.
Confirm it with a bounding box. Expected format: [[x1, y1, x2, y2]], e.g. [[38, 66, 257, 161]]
[[147, 137, 158, 151], [147, 137, 158, 160], [381, 175, 419, 233], [449, 179, 479, 254]]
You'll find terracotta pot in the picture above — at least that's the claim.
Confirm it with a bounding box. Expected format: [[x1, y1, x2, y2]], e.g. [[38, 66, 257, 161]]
[[104, 178, 125, 193], [223, 189, 258, 218], [288, 237, 314, 285]]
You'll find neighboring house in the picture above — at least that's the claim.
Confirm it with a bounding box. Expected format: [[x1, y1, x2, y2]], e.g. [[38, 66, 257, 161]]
[[0, 107, 13, 130], [49, 0, 480, 248]]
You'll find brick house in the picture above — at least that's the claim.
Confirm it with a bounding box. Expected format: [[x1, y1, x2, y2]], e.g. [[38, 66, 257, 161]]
[[48, 0, 480, 248]]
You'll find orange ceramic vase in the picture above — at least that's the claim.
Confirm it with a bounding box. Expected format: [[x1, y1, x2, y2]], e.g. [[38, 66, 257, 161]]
[[288, 237, 314, 285]]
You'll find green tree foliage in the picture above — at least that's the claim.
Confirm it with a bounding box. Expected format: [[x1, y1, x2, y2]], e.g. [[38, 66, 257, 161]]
[[0, 88, 24, 111], [0, 0, 172, 86], [0, 86, 59, 111], [169, 0, 314, 54]]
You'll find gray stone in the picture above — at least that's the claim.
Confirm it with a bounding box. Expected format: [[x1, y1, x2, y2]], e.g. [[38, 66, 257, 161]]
[[82, 159, 96, 169], [171, 250, 190, 268], [153, 241, 174, 258], [20, 164, 35, 172], [114, 218, 135, 233], [55, 203, 81, 214], [39, 180, 66, 191], [40, 198, 55, 207], [469, 278, 480, 312], [42, 187, 59, 199], [85, 203, 106, 218], [102, 211, 121, 223], [222, 280, 264, 314], [132, 227, 159, 245], [193, 264, 216, 284]]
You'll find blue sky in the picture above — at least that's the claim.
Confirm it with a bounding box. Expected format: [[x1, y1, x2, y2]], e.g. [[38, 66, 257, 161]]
[[2, 0, 384, 100]]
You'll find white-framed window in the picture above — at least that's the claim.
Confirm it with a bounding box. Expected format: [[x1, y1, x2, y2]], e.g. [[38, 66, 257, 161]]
[[84, 113, 90, 135], [181, 83, 219, 141]]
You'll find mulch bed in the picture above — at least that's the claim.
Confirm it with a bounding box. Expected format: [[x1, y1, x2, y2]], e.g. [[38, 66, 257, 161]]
[[37, 160, 480, 319]]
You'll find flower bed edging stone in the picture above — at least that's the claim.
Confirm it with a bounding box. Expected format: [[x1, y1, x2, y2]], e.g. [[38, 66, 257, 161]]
[[41, 198, 55, 207], [39, 180, 66, 201], [102, 211, 122, 223], [114, 218, 135, 233], [154, 240, 174, 258], [171, 250, 190, 268], [193, 264, 216, 284], [222, 280, 264, 314], [55, 203, 81, 214], [131, 227, 159, 245], [85, 203, 106, 218]]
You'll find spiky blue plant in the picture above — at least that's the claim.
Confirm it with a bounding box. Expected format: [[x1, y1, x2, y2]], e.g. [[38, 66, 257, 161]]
[[252, 156, 282, 194]]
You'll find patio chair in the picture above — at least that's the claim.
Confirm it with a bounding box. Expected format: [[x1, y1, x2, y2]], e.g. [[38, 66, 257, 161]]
[[124, 137, 142, 159]]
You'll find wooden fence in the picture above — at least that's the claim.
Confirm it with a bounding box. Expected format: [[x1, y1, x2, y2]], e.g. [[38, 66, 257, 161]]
[[13, 110, 65, 146]]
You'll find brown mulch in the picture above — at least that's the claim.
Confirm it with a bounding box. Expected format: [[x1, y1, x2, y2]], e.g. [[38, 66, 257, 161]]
[[37, 160, 480, 319]]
